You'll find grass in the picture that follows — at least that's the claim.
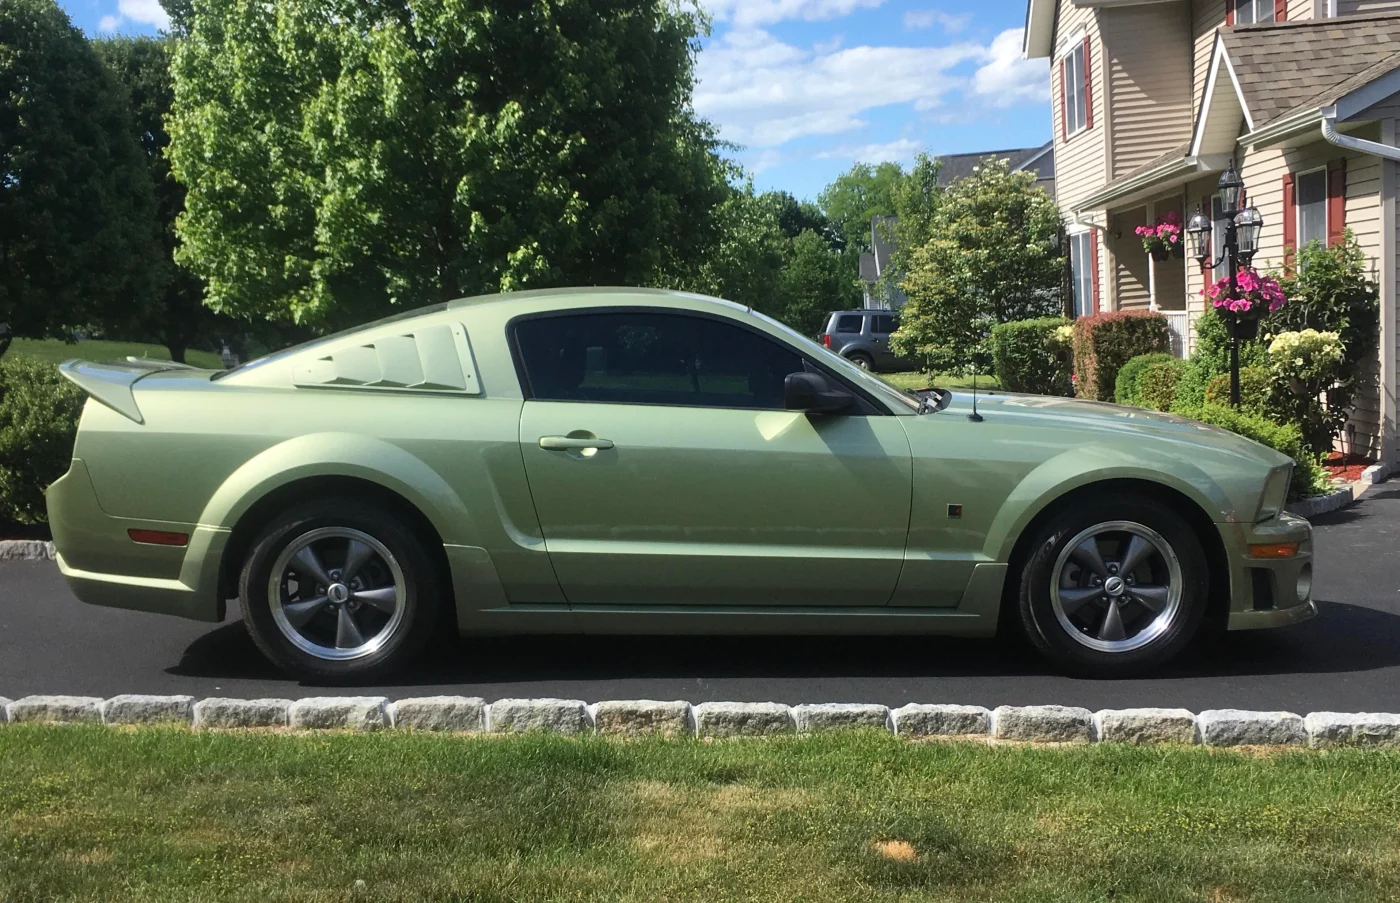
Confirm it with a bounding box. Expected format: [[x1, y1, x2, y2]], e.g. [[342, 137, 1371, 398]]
[[6, 337, 224, 371], [3, 727, 1400, 902], [879, 370, 1001, 392]]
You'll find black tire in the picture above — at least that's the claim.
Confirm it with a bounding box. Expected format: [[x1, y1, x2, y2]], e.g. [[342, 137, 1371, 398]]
[[239, 499, 441, 682], [1017, 496, 1208, 678], [847, 352, 874, 371]]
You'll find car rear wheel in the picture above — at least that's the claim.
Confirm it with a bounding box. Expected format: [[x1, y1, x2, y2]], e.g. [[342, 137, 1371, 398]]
[[1017, 497, 1208, 677], [239, 500, 440, 681], [847, 352, 874, 371]]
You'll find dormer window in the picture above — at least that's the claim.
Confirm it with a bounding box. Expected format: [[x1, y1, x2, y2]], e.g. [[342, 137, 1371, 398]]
[[1230, 0, 1276, 24]]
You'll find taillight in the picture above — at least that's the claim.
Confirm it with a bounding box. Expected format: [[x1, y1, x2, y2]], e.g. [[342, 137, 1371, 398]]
[[822, 334, 832, 348]]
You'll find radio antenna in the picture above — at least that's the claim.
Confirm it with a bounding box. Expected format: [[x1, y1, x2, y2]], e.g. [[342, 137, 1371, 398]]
[[967, 365, 984, 423]]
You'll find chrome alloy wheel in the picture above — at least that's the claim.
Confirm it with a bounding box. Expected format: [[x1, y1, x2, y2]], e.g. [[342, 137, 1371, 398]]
[[267, 527, 407, 661], [1050, 521, 1183, 654]]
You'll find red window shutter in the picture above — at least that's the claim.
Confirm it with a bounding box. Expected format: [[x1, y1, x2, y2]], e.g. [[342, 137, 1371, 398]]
[[1275, 0, 1287, 20], [1082, 37, 1094, 130], [1202, 195, 1214, 281], [1089, 230, 1101, 312], [1059, 58, 1067, 141], [1281, 172, 1296, 273], [1327, 158, 1347, 247], [1226, 0, 1234, 25]]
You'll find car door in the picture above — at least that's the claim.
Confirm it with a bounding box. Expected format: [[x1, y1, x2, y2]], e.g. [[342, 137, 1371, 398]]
[[512, 309, 913, 608], [870, 314, 896, 369]]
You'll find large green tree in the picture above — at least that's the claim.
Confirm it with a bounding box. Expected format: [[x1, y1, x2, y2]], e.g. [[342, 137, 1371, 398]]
[[817, 161, 903, 254], [95, 36, 211, 363], [168, 0, 731, 328], [0, 0, 160, 356], [891, 158, 1065, 374], [778, 229, 859, 336]]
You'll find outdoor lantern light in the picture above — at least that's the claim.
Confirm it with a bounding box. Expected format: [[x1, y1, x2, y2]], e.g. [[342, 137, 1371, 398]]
[[1217, 161, 1244, 215], [1234, 206, 1263, 263], [1187, 207, 1213, 263]]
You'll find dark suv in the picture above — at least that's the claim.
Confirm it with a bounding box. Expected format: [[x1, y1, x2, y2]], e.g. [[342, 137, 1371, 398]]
[[819, 310, 914, 372]]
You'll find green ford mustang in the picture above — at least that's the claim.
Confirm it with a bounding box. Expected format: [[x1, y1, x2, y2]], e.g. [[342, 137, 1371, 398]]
[[47, 288, 1315, 680]]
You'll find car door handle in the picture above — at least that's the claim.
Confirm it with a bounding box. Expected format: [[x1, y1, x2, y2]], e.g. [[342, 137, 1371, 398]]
[[539, 436, 615, 451]]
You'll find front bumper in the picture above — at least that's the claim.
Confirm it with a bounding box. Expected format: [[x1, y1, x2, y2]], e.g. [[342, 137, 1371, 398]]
[[47, 459, 227, 623], [1218, 512, 1317, 630]]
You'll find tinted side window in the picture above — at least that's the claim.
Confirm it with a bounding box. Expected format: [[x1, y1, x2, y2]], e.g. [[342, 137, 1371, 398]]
[[872, 315, 894, 334], [835, 314, 862, 333], [515, 312, 804, 410]]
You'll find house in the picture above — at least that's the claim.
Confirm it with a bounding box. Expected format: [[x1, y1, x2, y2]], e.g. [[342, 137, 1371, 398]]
[[1023, 0, 1400, 468], [858, 143, 1057, 309]]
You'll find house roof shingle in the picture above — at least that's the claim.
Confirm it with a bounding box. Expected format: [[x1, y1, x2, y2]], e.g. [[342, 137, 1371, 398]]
[[934, 143, 1052, 184], [1224, 13, 1400, 130]]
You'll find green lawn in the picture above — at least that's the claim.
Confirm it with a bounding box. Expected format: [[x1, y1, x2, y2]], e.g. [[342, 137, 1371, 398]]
[[6, 337, 224, 371], [879, 370, 1001, 392], [3, 727, 1400, 902]]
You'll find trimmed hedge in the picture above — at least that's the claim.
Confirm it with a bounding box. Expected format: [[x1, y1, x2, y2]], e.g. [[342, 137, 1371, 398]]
[[0, 356, 84, 524], [1072, 311, 1171, 402], [1174, 403, 1330, 500], [990, 317, 1073, 396], [1113, 353, 1174, 408], [1204, 366, 1273, 419], [1136, 359, 1187, 412]]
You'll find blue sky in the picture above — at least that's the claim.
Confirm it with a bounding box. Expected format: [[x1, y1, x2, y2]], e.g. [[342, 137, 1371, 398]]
[[60, 0, 1051, 202]]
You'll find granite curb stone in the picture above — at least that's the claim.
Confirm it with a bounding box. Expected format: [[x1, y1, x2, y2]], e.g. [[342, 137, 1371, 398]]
[[694, 702, 795, 737], [288, 697, 391, 732], [1095, 708, 1199, 745], [793, 703, 891, 733], [993, 705, 1095, 742], [1305, 712, 1400, 748], [1198, 709, 1307, 747], [393, 696, 487, 732], [488, 698, 590, 734], [7, 695, 104, 724], [0, 697, 9, 724], [102, 694, 196, 725], [892, 703, 991, 737], [591, 700, 692, 736], [193, 698, 293, 729], [0, 539, 56, 561]]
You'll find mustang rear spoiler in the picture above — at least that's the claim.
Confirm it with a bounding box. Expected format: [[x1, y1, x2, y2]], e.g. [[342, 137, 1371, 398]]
[[58, 358, 196, 424]]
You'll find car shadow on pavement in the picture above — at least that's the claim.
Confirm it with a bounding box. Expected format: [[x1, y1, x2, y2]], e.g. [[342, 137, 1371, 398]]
[[167, 599, 1400, 688]]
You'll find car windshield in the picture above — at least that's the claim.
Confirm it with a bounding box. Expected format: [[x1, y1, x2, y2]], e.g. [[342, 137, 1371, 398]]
[[745, 309, 925, 413]]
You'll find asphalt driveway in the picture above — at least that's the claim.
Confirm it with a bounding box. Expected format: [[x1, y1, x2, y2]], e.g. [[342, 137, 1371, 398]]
[[2, 481, 1397, 712]]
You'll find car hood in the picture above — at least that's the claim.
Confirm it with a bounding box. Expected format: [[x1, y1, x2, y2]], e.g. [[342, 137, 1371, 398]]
[[936, 390, 1292, 468]]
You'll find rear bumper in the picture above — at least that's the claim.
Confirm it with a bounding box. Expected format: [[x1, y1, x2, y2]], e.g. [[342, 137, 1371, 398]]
[[47, 459, 226, 623], [1218, 512, 1317, 631]]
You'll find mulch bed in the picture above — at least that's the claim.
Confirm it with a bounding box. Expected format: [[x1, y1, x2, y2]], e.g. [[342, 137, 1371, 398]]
[[0, 518, 50, 541], [1323, 452, 1372, 484]]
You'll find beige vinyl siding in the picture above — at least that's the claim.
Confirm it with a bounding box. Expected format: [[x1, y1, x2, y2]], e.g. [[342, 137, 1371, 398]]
[[1286, 0, 1317, 18], [1392, 145, 1400, 466], [1338, 0, 1400, 14], [1191, 0, 1228, 114], [1103, 5, 1195, 178], [1112, 207, 1153, 309]]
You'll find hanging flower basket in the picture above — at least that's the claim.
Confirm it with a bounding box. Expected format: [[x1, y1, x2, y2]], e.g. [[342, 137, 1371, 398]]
[[1203, 267, 1288, 330], [1135, 212, 1183, 261], [1150, 246, 1170, 262]]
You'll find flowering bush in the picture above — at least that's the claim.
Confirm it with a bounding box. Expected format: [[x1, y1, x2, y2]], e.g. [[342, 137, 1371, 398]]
[[1266, 329, 1347, 456], [1134, 212, 1182, 256], [1204, 267, 1287, 317]]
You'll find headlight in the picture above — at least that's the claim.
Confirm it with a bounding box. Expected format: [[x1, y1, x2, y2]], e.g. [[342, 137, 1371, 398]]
[[1254, 465, 1291, 522]]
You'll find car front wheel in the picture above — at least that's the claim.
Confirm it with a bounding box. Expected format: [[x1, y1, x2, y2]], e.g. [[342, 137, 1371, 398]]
[[239, 499, 440, 681], [1018, 497, 1208, 677], [847, 352, 874, 370]]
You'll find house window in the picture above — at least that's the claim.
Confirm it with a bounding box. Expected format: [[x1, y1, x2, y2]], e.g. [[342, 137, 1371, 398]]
[[1211, 195, 1230, 267], [1232, 0, 1275, 24], [1062, 42, 1088, 136], [1296, 168, 1327, 251], [1070, 231, 1095, 317]]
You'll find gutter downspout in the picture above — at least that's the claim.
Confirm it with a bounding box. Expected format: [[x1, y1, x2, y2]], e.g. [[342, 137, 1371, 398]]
[[1321, 108, 1400, 162]]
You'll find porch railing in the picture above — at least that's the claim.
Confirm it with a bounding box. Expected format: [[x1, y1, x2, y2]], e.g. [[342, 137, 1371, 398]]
[[1160, 310, 1190, 358]]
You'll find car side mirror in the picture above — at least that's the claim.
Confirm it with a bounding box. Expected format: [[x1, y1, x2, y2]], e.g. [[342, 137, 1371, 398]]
[[784, 371, 855, 414]]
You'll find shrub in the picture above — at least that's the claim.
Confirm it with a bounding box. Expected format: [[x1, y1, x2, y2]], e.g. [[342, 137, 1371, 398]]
[[1271, 232, 1379, 388], [1072, 311, 1171, 401], [1136, 358, 1187, 412], [1265, 328, 1348, 457], [990, 317, 1074, 396], [0, 356, 84, 524], [1113, 353, 1174, 407], [1174, 403, 1331, 500], [1204, 366, 1273, 419], [1172, 313, 1267, 412]]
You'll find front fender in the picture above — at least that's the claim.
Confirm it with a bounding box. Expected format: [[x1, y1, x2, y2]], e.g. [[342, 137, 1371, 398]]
[[196, 432, 475, 545], [983, 444, 1234, 563]]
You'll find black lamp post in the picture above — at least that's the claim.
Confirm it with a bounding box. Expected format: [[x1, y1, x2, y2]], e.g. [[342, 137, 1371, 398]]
[[1186, 160, 1263, 408]]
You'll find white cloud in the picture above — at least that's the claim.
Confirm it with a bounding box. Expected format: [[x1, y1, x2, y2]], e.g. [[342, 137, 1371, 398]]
[[971, 29, 1048, 108], [695, 29, 986, 147], [99, 0, 170, 32], [98, 14, 120, 31], [700, 0, 885, 28], [747, 148, 785, 174], [903, 9, 972, 33], [815, 138, 924, 164]]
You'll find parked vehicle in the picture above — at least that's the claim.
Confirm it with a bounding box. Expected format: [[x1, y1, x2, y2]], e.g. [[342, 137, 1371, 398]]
[[49, 288, 1314, 680], [820, 309, 916, 372]]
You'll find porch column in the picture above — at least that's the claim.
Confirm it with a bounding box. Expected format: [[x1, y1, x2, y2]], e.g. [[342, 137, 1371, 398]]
[[1382, 120, 1398, 468]]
